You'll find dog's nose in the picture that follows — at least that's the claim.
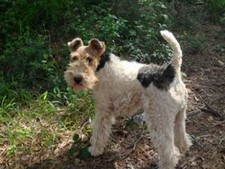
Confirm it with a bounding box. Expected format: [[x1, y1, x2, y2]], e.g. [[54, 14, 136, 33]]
[[74, 76, 83, 84]]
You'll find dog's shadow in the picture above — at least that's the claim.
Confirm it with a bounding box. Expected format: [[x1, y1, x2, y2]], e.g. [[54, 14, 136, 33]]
[[27, 151, 115, 169], [27, 150, 159, 169]]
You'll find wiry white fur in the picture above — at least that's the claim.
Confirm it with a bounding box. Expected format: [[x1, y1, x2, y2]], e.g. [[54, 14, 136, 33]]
[[141, 31, 192, 169], [94, 54, 145, 117], [160, 30, 182, 76], [89, 55, 146, 156], [65, 30, 192, 169]]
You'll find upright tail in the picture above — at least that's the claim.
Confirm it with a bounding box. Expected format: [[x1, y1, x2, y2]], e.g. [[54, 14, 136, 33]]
[[160, 30, 182, 73]]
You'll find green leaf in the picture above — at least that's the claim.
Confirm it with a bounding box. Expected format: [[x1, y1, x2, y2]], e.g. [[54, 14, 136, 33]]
[[79, 147, 91, 160], [69, 146, 80, 155], [73, 134, 80, 143]]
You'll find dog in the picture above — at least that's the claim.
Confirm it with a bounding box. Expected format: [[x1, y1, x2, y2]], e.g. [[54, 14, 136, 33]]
[[64, 30, 192, 169]]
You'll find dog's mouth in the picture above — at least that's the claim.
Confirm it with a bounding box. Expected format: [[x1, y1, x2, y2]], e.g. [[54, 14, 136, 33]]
[[73, 83, 84, 91], [72, 75, 85, 91]]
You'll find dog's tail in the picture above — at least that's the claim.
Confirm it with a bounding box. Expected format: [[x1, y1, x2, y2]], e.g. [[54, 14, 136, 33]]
[[160, 30, 182, 74]]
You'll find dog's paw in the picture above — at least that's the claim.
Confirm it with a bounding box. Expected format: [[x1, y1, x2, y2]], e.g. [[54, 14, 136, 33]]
[[88, 146, 104, 156]]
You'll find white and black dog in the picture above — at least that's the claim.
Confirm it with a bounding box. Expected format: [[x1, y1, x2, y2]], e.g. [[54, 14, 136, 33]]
[[64, 30, 192, 169]]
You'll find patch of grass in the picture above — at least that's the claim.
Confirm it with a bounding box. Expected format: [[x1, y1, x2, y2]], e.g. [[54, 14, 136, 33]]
[[0, 96, 18, 121], [0, 90, 94, 167], [61, 90, 94, 130]]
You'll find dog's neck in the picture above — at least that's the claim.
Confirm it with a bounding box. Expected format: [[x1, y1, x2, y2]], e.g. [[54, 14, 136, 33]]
[[96, 52, 111, 72]]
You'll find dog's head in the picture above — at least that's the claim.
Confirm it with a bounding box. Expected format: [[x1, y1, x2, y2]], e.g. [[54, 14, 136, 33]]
[[64, 38, 106, 91]]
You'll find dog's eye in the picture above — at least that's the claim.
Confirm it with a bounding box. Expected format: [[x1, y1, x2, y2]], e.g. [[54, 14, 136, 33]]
[[87, 57, 93, 64], [70, 56, 78, 62]]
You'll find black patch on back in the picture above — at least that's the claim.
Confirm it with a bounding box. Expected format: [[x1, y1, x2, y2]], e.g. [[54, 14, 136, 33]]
[[137, 64, 175, 90], [96, 52, 110, 72]]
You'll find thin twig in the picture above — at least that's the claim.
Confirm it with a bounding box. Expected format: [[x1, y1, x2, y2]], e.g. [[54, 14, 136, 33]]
[[197, 94, 224, 120], [80, 118, 90, 131], [107, 132, 143, 162], [118, 134, 143, 160], [187, 108, 202, 117], [210, 95, 225, 104], [208, 120, 225, 129], [200, 107, 224, 120]]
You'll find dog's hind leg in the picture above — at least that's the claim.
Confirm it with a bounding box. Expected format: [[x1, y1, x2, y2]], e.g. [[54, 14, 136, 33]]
[[144, 104, 180, 169], [174, 106, 192, 154]]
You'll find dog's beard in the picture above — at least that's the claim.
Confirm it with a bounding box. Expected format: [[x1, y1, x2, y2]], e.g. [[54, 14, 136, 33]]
[[64, 72, 98, 92], [85, 75, 99, 90]]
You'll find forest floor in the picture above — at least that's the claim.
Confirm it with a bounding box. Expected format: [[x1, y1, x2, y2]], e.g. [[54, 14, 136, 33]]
[[1, 3, 225, 169]]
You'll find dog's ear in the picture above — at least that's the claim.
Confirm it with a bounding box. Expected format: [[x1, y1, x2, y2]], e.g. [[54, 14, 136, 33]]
[[88, 38, 105, 56], [67, 38, 83, 51]]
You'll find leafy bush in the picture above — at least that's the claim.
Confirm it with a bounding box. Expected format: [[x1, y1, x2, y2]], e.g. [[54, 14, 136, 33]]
[[109, 0, 173, 63], [0, 1, 75, 102], [63, 3, 128, 50], [0, 30, 66, 99], [206, 0, 225, 25], [54, 0, 173, 62], [207, 0, 225, 14]]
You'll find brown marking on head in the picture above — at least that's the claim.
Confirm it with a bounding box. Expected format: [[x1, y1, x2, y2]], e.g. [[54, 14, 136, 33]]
[[67, 38, 83, 52], [64, 38, 106, 91], [67, 38, 105, 63], [88, 38, 105, 56]]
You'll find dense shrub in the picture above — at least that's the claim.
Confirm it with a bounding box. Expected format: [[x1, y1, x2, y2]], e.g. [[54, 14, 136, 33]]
[[207, 0, 225, 14], [206, 0, 225, 25], [110, 0, 173, 63], [1, 34, 69, 104]]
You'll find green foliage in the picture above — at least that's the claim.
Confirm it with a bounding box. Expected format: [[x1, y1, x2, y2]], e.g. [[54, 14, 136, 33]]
[[69, 134, 91, 160], [0, 0, 173, 104], [183, 33, 206, 54], [0, 92, 65, 158], [62, 90, 95, 130], [0, 0, 71, 34], [0, 96, 17, 123], [206, 0, 225, 25], [73, 134, 80, 142], [0, 0, 70, 103], [215, 44, 225, 55], [61, 0, 130, 52], [207, 0, 225, 13], [110, 0, 173, 63], [79, 148, 91, 160], [0, 30, 67, 102]]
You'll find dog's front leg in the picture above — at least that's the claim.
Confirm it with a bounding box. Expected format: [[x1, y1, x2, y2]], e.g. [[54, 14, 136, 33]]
[[88, 111, 115, 156]]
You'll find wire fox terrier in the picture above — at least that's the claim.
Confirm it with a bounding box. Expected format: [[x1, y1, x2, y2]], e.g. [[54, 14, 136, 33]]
[[64, 30, 192, 169]]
